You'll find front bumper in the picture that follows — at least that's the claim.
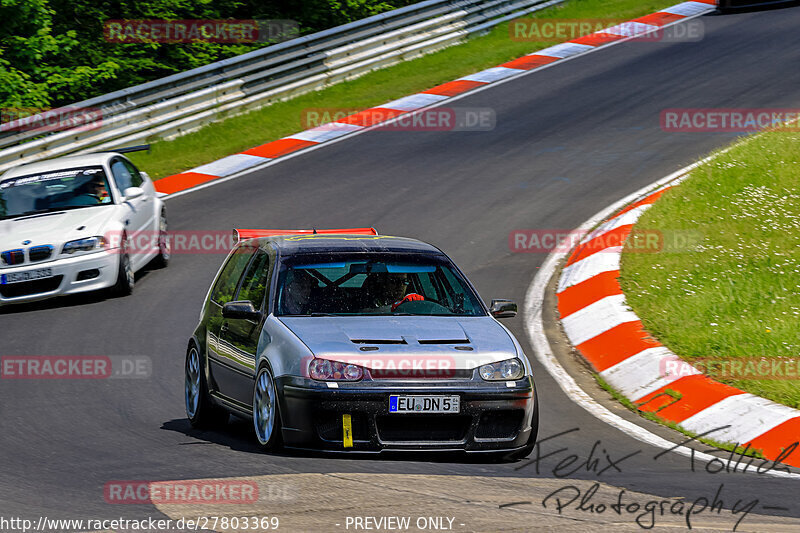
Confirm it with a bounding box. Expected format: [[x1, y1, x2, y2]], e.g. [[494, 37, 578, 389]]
[[0, 251, 119, 305], [276, 376, 536, 453]]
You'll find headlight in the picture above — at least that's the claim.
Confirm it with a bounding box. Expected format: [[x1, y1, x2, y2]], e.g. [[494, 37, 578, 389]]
[[479, 358, 524, 381], [62, 236, 106, 255], [308, 359, 363, 381]]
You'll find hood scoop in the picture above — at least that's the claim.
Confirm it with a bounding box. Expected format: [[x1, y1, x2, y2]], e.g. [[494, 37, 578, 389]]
[[351, 338, 407, 345], [418, 338, 470, 345]]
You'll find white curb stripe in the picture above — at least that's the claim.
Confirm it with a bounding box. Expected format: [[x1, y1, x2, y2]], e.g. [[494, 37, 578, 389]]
[[381, 93, 449, 111], [662, 2, 713, 16], [459, 67, 525, 83], [288, 123, 363, 142], [579, 204, 652, 244], [600, 347, 700, 401], [190, 153, 269, 177], [679, 394, 800, 446], [561, 293, 639, 345], [534, 42, 595, 59], [602, 22, 659, 38], [557, 246, 621, 293]]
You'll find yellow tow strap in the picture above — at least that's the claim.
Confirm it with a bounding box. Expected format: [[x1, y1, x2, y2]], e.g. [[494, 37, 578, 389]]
[[342, 414, 353, 448]]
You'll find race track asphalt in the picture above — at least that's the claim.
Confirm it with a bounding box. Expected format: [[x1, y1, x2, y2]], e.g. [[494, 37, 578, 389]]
[[2, 6, 800, 529]]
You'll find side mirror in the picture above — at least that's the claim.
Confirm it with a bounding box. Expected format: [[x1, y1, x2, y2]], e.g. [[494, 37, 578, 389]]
[[222, 301, 262, 321], [124, 186, 145, 200], [490, 299, 517, 319]]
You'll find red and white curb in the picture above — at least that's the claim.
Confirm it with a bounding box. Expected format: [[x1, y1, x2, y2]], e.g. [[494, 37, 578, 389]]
[[557, 178, 800, 469], [154, 0, 717, 197]]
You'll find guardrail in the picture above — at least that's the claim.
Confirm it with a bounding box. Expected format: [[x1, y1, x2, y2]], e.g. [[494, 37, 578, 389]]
[[0, 0, 564, 174]]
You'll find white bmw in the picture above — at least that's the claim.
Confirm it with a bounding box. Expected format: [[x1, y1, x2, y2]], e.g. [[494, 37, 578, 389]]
[[0, 150, 169, 305]]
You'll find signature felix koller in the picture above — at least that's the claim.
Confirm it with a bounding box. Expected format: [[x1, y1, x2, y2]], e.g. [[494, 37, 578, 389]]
[[498, 426, 798, 530]]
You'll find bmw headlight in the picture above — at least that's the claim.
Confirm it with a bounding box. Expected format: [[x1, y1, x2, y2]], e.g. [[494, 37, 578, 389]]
[[479, 358, 524, 381], [62, 236, 107, 255]]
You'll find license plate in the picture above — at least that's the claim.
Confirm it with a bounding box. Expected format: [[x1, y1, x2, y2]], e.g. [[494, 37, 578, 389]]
[[389, 395, 460, 414], [1, 268, 53, 285]]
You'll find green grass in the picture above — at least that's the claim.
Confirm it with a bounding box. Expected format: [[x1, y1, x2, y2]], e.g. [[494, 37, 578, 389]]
[[620, 130, 800, 409], [128, 0, 676, 178]]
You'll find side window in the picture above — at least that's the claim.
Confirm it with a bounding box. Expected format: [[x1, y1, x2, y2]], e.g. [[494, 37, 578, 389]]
[[110, 159, 133, 192], [121, 159, 144, 187], [237, 250, 270, 309], [211, 247, 254, 305]]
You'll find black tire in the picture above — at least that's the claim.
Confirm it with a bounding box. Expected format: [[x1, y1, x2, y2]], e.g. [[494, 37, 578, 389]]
[[253, 364, 283, 451], [150, 209, 170, 269], [110, 236, 134, 296], [185, 345, 229, 428]]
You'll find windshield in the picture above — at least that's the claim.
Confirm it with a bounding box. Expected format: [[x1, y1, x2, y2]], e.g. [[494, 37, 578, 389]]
[[276, 253, 486, 316], [0, 166, 112, 220]]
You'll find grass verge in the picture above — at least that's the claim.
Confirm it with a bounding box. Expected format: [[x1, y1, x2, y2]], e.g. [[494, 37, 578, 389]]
[[620, 130, 800, 409], [128, 0, 677, 179]]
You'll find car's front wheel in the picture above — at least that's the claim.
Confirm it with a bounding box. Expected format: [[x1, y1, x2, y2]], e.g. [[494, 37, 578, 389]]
[[151, 209, 170, 269], [253, 365, 282, 450], [110, 236, 134, 296], [185, 345, 228, 428]]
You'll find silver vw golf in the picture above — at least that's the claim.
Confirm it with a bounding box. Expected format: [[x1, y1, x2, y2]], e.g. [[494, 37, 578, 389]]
[[185, 228, 538, 458]]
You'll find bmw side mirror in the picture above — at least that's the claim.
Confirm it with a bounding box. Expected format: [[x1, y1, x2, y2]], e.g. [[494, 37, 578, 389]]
[[124, 186, 145, 200], [222, 301, 262, 321], [490, 299, 517, 319]]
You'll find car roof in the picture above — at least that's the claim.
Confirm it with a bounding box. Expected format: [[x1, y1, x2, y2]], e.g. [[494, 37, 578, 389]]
[[249, 234, 444, 256], [0, 152, 120, 180]]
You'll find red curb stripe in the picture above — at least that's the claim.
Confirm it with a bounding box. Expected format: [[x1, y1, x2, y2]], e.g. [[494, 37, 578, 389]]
[[154, 172, 219, 195], [500, 54, 560, 71], [614, 186, 671, 217], [566, 225, 633, 267], [243, 138, 317, 158], [422, 80, 486, 97], [747, 417, 800, 468], [634, 375, 744, 424], [336, 107, 406, 127], [558, 270, 623, 318], [576, 321, 662, 372], [571, 33, 627, 47], [632, 12, 687, 27]]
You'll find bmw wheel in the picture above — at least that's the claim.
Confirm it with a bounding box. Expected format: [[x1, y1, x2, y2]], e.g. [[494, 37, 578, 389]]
[[111, 235, 134, 296], [151, 209, 170, 269], [253, 365, 282, 450]]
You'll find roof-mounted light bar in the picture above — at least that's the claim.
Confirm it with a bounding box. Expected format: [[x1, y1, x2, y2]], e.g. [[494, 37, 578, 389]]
[[233, 227, 378, 243]]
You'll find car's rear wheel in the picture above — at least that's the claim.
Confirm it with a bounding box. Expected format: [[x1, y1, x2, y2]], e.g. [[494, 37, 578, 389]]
[[253, 365, 282, 450], [151, 210, 170, 269], [185, 345, 228, 428], [110, 236, 134, 296]]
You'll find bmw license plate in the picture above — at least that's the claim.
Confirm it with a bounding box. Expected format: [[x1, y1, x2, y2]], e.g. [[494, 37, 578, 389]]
[[389, 395, 460, 414], [1, 268, 53, 285]]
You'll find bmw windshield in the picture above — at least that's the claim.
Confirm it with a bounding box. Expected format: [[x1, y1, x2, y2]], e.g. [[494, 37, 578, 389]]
[[0, 166, 112, 220], [276, 253, 486, 316]]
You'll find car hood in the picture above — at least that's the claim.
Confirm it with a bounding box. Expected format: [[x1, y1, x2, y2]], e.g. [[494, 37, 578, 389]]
[[279, 315, 519, 370], [0, 207, 117, 252]]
